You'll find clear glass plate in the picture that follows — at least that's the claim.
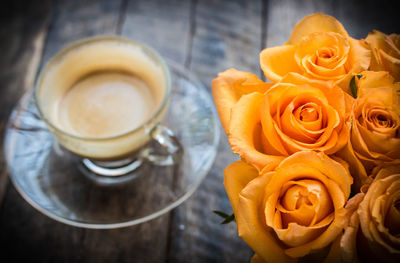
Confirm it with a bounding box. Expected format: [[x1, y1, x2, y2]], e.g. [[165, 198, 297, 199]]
[[4, 61, 220, 229]]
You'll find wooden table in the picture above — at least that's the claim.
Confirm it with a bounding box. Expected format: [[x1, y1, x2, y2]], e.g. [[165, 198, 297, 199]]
[[0, 0, 398, 262]]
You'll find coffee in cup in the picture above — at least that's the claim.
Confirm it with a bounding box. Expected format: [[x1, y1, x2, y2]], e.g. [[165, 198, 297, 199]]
[[35, 36, 180, 176]]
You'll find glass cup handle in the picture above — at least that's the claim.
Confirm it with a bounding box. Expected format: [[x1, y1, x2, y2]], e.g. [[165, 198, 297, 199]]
[[140, 124, 183, 166]]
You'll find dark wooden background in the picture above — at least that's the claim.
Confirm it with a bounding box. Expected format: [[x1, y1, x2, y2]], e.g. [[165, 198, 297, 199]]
[[0, 0, 398, 262]]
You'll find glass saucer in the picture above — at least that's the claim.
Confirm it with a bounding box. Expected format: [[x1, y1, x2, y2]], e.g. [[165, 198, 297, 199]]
[[4, 61, 220, 229]]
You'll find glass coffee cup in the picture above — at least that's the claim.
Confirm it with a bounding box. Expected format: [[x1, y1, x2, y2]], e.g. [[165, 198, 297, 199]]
[[35, 36, 181, 177]]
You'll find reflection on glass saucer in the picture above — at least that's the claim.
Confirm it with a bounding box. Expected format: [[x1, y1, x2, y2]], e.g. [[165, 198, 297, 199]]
[[4, 61, 220, 229]]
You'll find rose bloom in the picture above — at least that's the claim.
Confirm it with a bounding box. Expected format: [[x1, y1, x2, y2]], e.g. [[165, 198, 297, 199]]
[[366, 30, 400, 82], [212, 70, 352, 171], [224, 151, 353, 262], [341, 166, 400, 263], [259, 13, 370, 94], [337, 71, 400, 188]]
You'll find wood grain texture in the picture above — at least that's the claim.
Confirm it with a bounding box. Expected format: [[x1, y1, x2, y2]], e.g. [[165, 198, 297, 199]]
[[0, 185, 171, 262], [40, 0, 123, 64], [167, 0, 263, 262], [189, 0, 264, 85], [121, 0, 192, 65], [0, 0, 51, 212]]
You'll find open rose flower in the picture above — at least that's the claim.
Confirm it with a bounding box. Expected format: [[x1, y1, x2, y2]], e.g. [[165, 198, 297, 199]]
[[337, 71, 400, 188], [260, 13, 370, 94], [212, 70, 352, 171], [341, 166, 400, 263], [366, 30, 400, 81], [224, 151, 352, 262]]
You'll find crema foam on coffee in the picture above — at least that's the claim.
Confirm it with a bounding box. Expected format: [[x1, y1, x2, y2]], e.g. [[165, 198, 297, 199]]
[[55, 72, 155, 138]]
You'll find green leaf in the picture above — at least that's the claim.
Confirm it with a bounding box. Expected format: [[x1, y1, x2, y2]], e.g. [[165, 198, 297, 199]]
[[350, 75, 358, 98], [221, 214, 236, 224], [356, 74, 363, 79], [213, 210, 236, 224]]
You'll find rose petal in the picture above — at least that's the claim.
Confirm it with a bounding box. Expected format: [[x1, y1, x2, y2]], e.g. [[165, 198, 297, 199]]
[[351, 116, 394, 161], [302, 55, 347, 80], [251, 254, 268, 263], [276, 151, 352, 199], [357, 71, 396, 99], [274, 219, 331, 247], [335, 140, 370, 192], [224, 161, 259, 215], [375, 165, 400, 180], [280, 92, 326, 144], [358, 173, 400, 254], [260, 85, 291, 156], [379, 49, 400, 81], [264, 164, 347, 220], [212, 69, 271, 133], [366, 30, 400, 81], [323, 236, 342, 263], [346, 38, 371, 74], [370, 177, 400, 250], [295, 32, 349, 80], [386, 191, 400, 236], [357, 121, 400, 159], [229, 92, 285, 170], [280, 73, 350, 116], [237, 172, 295, 263], [340, 193, 365, 263], [260, 45, 302, 82], [285, 207, 347, 258], [288, 13, 349, 45]]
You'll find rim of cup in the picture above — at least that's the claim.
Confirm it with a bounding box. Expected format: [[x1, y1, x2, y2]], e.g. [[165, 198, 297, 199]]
[[34, 35, 172, 141]]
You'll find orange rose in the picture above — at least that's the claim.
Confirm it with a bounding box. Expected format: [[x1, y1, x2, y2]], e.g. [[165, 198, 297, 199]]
[[337, 71, 400, 188], [224, 151, 352, 262], [260, 13, 370, 93], [212, 70, 352, 171], [341, 166, 400, 263], [366, 30, 400, 81]]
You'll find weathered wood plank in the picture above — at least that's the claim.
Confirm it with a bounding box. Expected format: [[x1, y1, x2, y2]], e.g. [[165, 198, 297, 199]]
[[167, 1, 263, 262], [0, 0, 51, 212], [189, 0, 264, 85], [40, 0, 123, 64], [0, 185, 172, 262], [121, 1, 196, 262], [121, 0, 192, 65]]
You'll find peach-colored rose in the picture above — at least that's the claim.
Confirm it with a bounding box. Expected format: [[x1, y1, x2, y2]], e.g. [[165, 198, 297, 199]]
[[260, 13, 370, 94], [341, 166, 400, 263], [212, 70, 352, 171], [366, 30, 400, 81], [337, 71, 400, 188], [224, 151, 353, 262]]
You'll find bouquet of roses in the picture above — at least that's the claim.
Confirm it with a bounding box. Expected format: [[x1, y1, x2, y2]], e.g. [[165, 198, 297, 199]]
[[212, 13, 400, 263]]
